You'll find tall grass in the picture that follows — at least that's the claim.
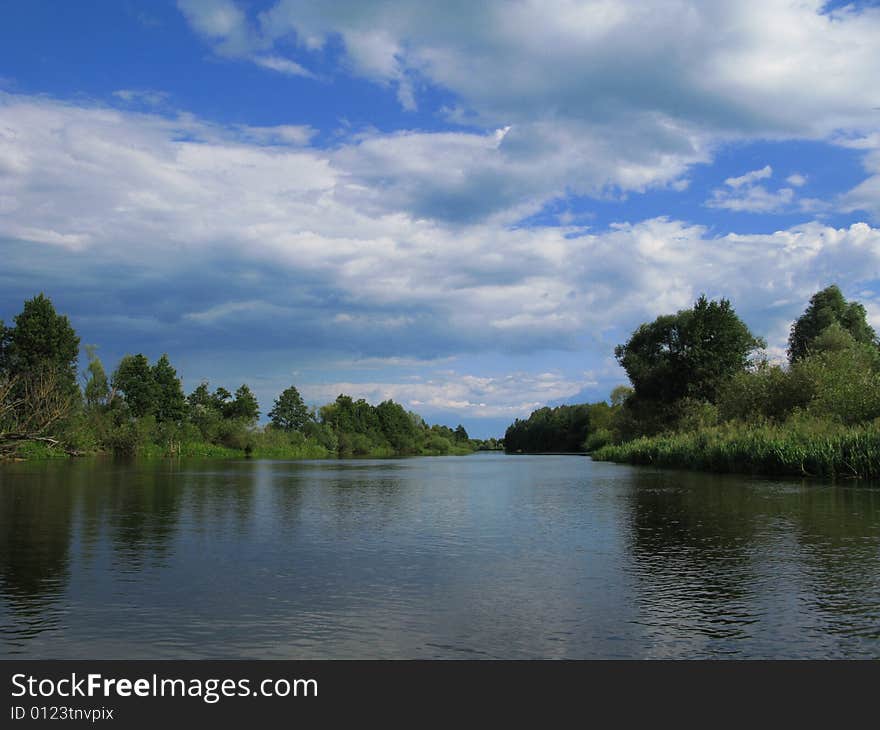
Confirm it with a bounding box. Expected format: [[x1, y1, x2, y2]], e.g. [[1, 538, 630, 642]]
[[591, 419, 880, 479]]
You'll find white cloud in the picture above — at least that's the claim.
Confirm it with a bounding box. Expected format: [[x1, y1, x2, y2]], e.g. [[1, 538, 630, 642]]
[[3, 93, 880, 415], [725, 165, 773, 189], [253, 55, 315, 78], [707, 165, 797, 212], [170, 1, 880, 212], [181, 1, 880, 139], [707, 186, 795, 213], [786, 173, 807, 187], [839, 134, 880, 220], [112, 89, 169, 106], [299, 371, 596, 418]]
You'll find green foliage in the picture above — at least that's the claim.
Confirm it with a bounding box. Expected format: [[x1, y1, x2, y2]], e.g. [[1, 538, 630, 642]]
[[269, 385, 311, 432], [583, 427, 613, 453], [83, 346, 110, 409], [3, 293, 80, 393], [615, 295, 763, 405], [792, 342, 880, 425], [505, 403, 605, 453], [151, 354, 187, 424], [112, 354, 157, 418], [226, 384, 260, 424], [376, 399, 420, 454], [593, 419, 880, 479], [717, 359, 804, 423], [14, 440, 68, 460], [788, 284, 877, 363]]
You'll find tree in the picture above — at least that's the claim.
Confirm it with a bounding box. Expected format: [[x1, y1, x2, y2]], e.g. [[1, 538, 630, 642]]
[[4, 293, 80, 393], [151, 354, 186, 423], [788, 284, 877, 363], [609, 385, 633, 408], [212, 387, 233, 416], [269, 385, 310, 432], [1, 366, 77, 454], [227, 384, 260, 424], [187, 381, 215, 412], [615, 295, 764, 405], [454, 424, 469, 442], [376, 399, 419, 453], [112, 354, 157, 418], [83, 345, 110, 409]]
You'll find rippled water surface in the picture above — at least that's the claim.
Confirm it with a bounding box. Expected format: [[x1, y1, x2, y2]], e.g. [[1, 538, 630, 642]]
[[1, 454, 879, 658]]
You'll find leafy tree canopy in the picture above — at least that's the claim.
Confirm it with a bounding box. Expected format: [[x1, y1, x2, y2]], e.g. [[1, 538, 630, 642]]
[[269, 385, 311, 432], [227, 384, 260, 424], [152, 354, 187, 424], [112, 354, 156, 418], [615, 295, 764, 405], [788, 284, 877, 363], [83, 345, 110, 409], [4, 293, 80, 392]]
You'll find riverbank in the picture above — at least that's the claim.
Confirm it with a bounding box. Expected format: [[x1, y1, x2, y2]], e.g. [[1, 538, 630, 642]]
[[3, 438, 486, 462], [591, 420, 880, 479]]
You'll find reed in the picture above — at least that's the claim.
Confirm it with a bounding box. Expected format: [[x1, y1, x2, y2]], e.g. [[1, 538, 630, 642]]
[[591, 419, 880, 479]]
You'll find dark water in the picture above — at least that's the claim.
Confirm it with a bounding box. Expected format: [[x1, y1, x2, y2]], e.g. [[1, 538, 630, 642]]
[[1, 453, 879, 659]]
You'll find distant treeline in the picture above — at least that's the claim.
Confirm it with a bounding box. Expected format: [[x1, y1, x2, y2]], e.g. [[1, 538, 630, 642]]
[[506, 285, 880, 479], [0, 294, 500, 460]]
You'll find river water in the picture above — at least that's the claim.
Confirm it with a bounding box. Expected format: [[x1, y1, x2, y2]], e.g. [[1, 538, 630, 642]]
[[1, 453, 878, 658]]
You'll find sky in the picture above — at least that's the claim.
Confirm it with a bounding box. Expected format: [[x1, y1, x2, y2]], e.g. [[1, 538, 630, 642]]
[[1, 0, 880, 438]]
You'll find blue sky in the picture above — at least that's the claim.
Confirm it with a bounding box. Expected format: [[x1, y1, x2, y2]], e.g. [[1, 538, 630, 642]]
[[2, 0, 880, 437]]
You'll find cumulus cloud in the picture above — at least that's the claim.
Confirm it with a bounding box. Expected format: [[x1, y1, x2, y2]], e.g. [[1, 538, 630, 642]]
[[181, 1, 880, 135], [170, 1, 880, 224], [3, 92, 880, 417], [299, 371, 597, 418], [706, 165, 796, 212], [839, 133, 880, 221]]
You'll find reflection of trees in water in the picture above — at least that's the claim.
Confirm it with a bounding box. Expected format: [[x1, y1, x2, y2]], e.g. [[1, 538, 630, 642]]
[[180, 461, 257, 538], [0, 467, 75, 623], [786, 486, 880, 642], [625, 469, 880, 654], [624, 470, 761, 650], [108, 460, 185, 570]]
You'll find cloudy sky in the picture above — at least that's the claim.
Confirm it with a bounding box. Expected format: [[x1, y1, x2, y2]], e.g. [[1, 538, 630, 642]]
[[2, 0, 880, 437]]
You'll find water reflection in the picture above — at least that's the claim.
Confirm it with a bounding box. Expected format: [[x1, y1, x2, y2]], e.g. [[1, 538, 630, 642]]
[[621, 468, 880, 657], [0, 455, 878, 658]]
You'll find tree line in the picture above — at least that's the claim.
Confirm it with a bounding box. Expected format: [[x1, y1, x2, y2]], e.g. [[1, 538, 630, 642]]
[[506, 285, 880, 477], [0, 294, 496, 460]]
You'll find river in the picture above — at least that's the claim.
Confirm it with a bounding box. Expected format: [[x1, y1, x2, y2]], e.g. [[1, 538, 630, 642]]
[[1, 453, 878, 658]]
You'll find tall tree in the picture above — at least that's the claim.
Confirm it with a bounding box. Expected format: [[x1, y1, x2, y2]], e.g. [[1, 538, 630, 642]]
[[227, 384, 260, 424], [269, 385, 310, 431], [112, 354, 157, 418], [187, 381, 215, 413], [615, 295, 763, 404], [5, 293, 80, 393], [151, 354, 186, 423], [83, 345, 110, 409], [787, 284, 877, 362]]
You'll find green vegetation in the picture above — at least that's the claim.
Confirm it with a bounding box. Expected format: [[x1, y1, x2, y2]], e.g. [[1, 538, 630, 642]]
[[505, 285, 880, 478], [593, 419, 880, 479], [1, 294, 493, 461], [504, 402, 614, 453]]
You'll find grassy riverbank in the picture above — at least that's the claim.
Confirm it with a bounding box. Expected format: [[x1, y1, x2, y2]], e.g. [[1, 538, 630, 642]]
[[5, 436, 480, 462], [591, 419, 880, 479]]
